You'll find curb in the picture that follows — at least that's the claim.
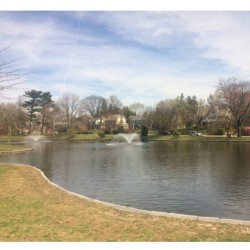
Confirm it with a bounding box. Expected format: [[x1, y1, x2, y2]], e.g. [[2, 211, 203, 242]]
[[0, 148, 33, 154], [2, 163, 250, 226]]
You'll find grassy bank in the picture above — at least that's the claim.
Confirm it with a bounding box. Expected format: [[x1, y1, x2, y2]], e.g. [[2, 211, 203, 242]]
[[0, 164, 249, 241], [70, 133, 250, 142], [0, 136, 26, 142], [145, 134, 250, 142], [1, 134, 250, 143], [0, 144, 32, 153]]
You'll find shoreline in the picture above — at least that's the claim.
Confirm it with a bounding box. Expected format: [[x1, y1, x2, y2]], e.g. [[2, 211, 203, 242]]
[[2, 163, 249, 226], [1, 163, 250, 241], [0, 148, 33, 154]]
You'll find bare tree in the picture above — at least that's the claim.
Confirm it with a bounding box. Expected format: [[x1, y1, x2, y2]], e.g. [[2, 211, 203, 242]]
[[142, 105, 155, 131], [129, 102, 145, 115], [175, 94, 199, 129], [47, 104, 61, 135], [0, 46, 27, 98], [40, 92, 54, 135], [81, 95, 107, 118], [153, 99, 178, 133], [216, 78, 250, 137], [196, 97, 214, 129], [57, 93, 80, 129], [0, 102, 14, 135], [0, 101, 28, 135], [108, 95, 123, 114]]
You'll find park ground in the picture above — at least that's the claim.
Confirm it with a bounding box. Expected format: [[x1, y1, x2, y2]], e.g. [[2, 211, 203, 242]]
[[0, 163, 250, 241], [1, 133, 250, 145], [0, 134, 250, 241]]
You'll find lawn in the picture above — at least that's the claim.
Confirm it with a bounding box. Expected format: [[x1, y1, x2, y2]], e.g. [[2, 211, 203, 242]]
[[0, 164, 249, 241], [0, 144, 32, 153], [0, 136, 26, 142], [1, 134, 250, 143], [146, 134, 250, 142]]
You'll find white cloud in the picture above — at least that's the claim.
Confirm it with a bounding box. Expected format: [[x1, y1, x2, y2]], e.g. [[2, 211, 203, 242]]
[[91, 11, 250, 76], [1, 11, 250, 106], [178, 12, 250, 76]]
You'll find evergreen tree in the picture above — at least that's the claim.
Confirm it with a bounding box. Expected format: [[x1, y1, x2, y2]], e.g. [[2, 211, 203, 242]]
[[23, 90, 42, 134]]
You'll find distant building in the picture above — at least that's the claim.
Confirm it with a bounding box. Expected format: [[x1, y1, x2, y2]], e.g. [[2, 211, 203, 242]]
[[54, 122, 68, 133], [129, 115, 144, 130], [201, 108, 231, 127], [99, 114, 128, 131]]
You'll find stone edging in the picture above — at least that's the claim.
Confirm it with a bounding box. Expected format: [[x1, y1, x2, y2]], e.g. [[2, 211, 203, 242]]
[[0, 148, 33, 154], [2, 163, 250, 226]]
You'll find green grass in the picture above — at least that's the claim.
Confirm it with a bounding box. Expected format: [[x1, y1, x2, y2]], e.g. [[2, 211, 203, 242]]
[[146, 134, 250, 142], [0, 144, 32, 152], [0, 136, 26, 142], [0, 164, 250, 241], [1, 134, 250, 144], [71, 134, 113, 141]]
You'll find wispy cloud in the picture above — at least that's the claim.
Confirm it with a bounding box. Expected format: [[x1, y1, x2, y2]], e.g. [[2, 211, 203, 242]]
[[1, 11, 250, 105]]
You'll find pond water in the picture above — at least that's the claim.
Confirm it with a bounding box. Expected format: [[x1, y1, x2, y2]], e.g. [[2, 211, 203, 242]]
[[1, 140, 250, 220]]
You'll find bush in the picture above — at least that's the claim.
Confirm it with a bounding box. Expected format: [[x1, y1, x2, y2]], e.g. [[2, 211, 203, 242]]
[[242, 127, 250, 136], [57, 127, 68, 134], [98, 131, 106, 138], [76, 130, 94, 134], [141, 125, 148, 137], [66, 128, 76, 138], [175, 129, 187, 135], [173, 130, 181, 139], [207, 128, 225, 135], [118, 126, 125, 134], [216, 128, 225, 135], [113, 129, 119, 135]]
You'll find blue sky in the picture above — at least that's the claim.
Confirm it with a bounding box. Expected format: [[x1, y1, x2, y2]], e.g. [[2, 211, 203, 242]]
[[1, 11, 250, 106]]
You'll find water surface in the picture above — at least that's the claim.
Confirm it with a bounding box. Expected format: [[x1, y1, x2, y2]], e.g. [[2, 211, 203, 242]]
[[1, 140, 250, 220]]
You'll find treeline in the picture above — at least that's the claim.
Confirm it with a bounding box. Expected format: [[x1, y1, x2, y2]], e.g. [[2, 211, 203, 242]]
[[0, 77, 250, 137]]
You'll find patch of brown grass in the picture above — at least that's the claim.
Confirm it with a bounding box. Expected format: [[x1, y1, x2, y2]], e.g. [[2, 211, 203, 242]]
[[0, 145, 32, 152], [0, 164, 250, 242]]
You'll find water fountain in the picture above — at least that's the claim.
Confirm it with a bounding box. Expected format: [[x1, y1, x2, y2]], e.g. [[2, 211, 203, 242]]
[[27, 135, 45, 142], [112, 133, 141, 144]]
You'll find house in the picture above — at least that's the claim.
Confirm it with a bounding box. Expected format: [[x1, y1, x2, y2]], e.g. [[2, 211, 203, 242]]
[[129, 115, 144, 130], [100, 114, 128, 131], [53, 122, 68, 133], [201, 108, 231, 127]]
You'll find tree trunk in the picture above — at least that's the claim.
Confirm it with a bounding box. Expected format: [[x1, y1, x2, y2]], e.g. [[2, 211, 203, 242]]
[[41, 115, 44, 135], [237, 126, 241, 137], [28, 117, 32, 135]]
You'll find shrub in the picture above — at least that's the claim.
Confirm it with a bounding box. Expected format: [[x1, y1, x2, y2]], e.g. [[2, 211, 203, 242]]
[[216, 128, 225, 135], [178, 129, 188, 135], [173, 130, 180, 139], [207, 128, 225, 135], [118, 126, 125, 134], [242, 127, 250, 136], [98, 131, 105, 138], [113, 129, 119, 135], [76, 130, 94, 134], [66, 128, 76, 138], [57, 127, 68, 134], [141, 125, 148, 137]]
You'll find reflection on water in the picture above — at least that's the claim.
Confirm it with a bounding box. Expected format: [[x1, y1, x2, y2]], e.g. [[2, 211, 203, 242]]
[[1, 141, 250, 220]]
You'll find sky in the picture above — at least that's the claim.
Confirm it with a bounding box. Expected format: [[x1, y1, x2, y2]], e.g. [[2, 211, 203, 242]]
[[1, 4, 250, 250], [1, 4, 250, 106]]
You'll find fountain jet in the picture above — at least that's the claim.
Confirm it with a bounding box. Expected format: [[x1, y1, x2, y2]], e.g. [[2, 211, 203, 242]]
[[113, 133, 140, 144], [27, 135, 44, 142]]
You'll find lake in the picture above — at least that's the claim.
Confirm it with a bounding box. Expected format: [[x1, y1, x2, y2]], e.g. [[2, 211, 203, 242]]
[[1, 140, 250, 220]]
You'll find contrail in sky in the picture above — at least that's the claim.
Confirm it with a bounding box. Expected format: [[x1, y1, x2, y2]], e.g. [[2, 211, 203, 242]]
[[62, 16, 82, 86]]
